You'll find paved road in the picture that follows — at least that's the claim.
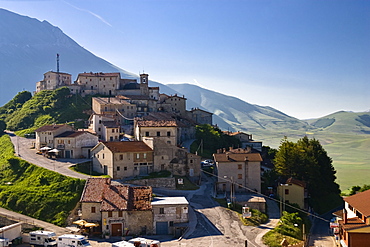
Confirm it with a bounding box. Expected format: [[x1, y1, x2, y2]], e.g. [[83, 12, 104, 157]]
[[0, 207, 70, 236], [156, 173, 280, 247], [308, 209, 339, 247], [6, 132, 90, 180]]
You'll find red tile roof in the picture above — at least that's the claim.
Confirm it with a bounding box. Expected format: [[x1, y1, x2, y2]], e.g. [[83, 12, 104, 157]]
[[286, 177, 306, 188], [80, 178, 111, 203], [344, 189, 370, 217], [78, 72, 120, 77], [55, 131, 91, 138], [81, 178, 152, 211], [35, 124, 70, 132], [213, 153, 262, 162], [101, 141, 153, 153], [339, 217, 367, 230]]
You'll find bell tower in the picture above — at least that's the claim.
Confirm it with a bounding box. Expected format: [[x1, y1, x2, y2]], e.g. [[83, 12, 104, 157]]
[[140, 73, 149, 96]]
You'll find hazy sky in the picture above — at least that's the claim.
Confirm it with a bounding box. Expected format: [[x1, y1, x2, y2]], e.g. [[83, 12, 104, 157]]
[[1, 0, 369, 119]]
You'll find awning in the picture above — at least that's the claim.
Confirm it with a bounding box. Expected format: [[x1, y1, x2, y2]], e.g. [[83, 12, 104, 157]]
[[84, 222, 99, 228], [73, 219, 88, 226], [40, 146, 52, 151], [73, 219, 99, 227], [48, 148, 60, 153]]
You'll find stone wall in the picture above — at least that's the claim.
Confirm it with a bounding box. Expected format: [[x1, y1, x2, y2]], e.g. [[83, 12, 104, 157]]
[[128, 177, 176, 189]]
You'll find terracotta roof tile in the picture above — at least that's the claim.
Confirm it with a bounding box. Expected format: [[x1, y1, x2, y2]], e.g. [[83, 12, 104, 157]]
[[78, 72, 120, 77], [344, 189, 370, 217], [81, 178, 152, 211], [102, 141, 153, 153], [213, 153, 262, 162], [339, 217, 367, 230], [55, 131, 90, 138], [286, 177, 306, 188], [80, 178, 111, 202], [35, 124, 69, 132]]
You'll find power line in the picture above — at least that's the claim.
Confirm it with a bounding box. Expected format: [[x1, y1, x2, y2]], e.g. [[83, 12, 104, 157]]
[[202, 169, 331, 223]]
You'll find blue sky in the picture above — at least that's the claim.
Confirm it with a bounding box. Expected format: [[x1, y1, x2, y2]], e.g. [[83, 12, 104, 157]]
[[1, 0, 369, 119]]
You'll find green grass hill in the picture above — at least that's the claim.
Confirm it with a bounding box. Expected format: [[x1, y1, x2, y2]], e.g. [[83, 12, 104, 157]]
[[0, 134, 85, 226]]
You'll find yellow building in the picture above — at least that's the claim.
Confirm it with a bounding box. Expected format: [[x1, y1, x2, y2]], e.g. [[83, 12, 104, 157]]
[[277, 177, 307, 209]]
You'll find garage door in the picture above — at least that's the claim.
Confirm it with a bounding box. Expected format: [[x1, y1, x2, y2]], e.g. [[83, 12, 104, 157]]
[[156, 221, 168, 235]]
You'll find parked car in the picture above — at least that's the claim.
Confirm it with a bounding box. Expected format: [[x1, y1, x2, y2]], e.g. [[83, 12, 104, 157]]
[[201, 159, 214, 167]]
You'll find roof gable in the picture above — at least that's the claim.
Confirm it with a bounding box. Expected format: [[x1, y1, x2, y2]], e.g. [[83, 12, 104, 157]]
[[81, 178, 152, 211], [103, 141, 153, 153], [344, 189, 370, 217]]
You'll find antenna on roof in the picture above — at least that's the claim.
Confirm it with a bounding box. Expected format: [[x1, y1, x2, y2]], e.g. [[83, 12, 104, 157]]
[[56, 54, 60, 85]]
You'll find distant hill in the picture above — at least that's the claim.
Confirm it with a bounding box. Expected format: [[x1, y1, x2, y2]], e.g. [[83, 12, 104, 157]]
[[306, 111, 370, 135], [165, 83, 313, 133]]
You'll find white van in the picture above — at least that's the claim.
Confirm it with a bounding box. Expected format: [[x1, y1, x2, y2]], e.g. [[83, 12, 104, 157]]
[[29, 231, 57, 247], [57, 234, 90, 247], [127, 238, 160, 247], [0, 238, 10, 247]]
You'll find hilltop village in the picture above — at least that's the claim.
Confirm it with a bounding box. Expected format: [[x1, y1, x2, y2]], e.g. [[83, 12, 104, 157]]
[[32, 70, 265, 238], [2, 70, 361, 247]]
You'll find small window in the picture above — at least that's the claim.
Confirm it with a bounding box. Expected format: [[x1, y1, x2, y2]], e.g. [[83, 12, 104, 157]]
[[167, 131, 171, 137], [143, 153, 147, 159], [118, 211, 123, 217], [124, 167, 127, 171], [238, 164, 242, 169], [108, 211, 112, 217], [120, 154, 123, 160], [117, 166, 120, 171], [91, 207, 96, 213], [157, 131, 160, 137], [136, 153, 140, 159], [145, 131, 149, 137], [285, 189, 289, 195], [159, 208, 164, 214], [238, 174, 242, 179]]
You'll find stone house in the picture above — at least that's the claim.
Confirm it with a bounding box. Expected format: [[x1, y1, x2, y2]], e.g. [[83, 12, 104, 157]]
[[188, 107, 213, 125], [277, 177, 308, 210], [134, 112, 195, 147], [223, 131, 262, 152], [91, 141, 154, 179], [336, 189, 370, 247], [79, 178, 153, 236], [158, 94, 187, 116], [35, 124, 73, 150], [143, 137, 201, 180], [54, 131, 98, 159], [92, 97, 137, 121], [36, 71, 72, 92], [214, 147, 262, 194], [151, 197, 189, 236]]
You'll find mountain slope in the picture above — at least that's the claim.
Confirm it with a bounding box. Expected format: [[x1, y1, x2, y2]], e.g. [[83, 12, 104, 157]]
[[0, 8, 138, 105], [307, 111, 370, 135], [165, 83, 312, 132]]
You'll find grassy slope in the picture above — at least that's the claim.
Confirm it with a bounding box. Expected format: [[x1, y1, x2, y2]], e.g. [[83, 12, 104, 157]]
[[0, 134, 85, 226]]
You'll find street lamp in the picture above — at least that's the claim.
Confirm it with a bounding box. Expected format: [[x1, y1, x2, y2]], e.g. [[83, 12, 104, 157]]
[[279, 183, 289, 216], [224, 176, 234, 205]]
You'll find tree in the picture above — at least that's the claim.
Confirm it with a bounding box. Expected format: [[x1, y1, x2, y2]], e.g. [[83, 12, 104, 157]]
[[274, 136, 340, 199], [0, 119, 6, 134]]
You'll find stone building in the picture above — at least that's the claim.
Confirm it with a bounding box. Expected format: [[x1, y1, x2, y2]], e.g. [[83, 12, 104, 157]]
[[79, 178, 153, 236], [214, 147, 262, 194], [151, 197, 189, 236], [142, 137, 201, 180], [134, 112, 195, 147], [91, 141, 154, 178], [35, 124, 73, 150], [36, 71, 72, 92]]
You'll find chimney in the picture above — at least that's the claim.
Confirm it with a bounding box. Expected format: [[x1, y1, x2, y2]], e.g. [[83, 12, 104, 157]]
[[343, 208, 348, 224]]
